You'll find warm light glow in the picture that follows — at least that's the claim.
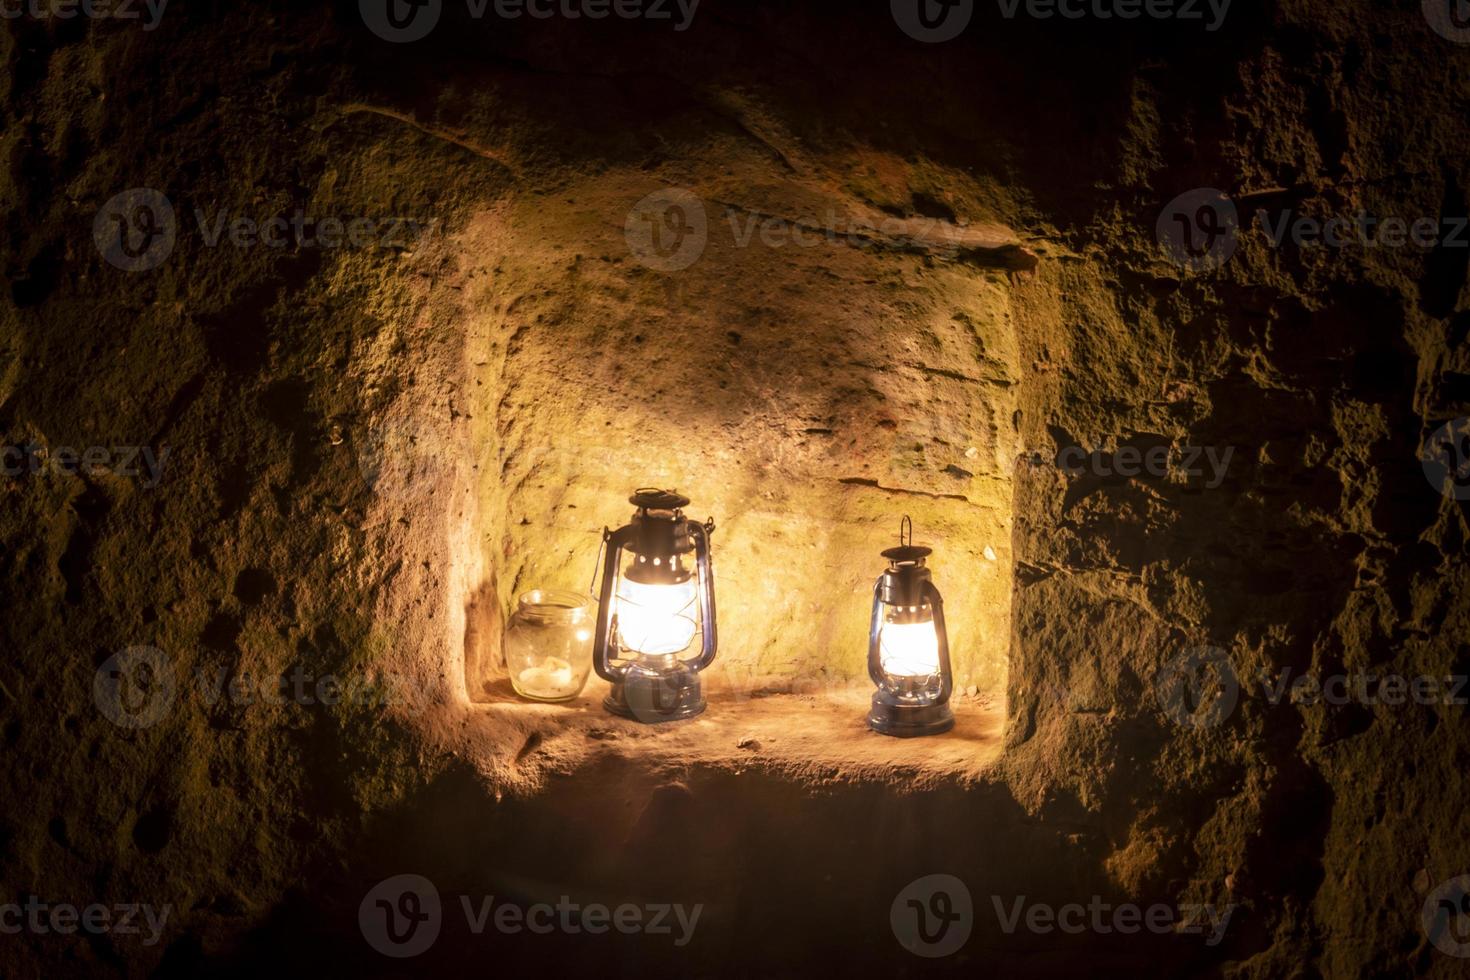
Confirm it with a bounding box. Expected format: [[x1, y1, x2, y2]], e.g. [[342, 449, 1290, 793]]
[[615, 576, 698, 656], [516, 658, 580, 699], [879, 618, 940, 677]]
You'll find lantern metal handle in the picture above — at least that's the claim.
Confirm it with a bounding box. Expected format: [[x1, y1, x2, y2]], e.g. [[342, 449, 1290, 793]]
[[591, 524, 634, 684], [926, 579, 954, 702], [866, 579, 886, 687], [680, 517, 718, 672]]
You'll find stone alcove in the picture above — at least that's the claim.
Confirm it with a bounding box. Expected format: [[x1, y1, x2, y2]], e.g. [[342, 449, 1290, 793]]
[[448, 157, 1039, 769]]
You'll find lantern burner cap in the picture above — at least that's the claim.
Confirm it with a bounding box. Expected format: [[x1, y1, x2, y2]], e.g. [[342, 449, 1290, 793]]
[[881, 544, 932, 564], [630, 488, 690, 511]]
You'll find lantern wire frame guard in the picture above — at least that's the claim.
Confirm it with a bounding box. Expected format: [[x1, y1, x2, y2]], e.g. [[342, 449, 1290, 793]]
[[866, 516, 956, 737], [590, 489, 717, 722]]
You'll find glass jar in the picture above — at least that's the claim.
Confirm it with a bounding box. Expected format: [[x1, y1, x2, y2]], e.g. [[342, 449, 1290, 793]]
[[503, 590, 594, 702]]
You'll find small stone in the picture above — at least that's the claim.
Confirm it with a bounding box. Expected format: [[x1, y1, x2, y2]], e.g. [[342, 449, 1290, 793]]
[[737, 737, 761, 751], [964, 446, 979, 459], [983, 546, 997, 561], [966, 684, 979, 697], [1413, 868, 1430, 893]]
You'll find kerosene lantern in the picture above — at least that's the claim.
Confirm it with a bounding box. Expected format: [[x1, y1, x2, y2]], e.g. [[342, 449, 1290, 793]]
[[591, 489, 717, 722], [866, 517, 955, 737]]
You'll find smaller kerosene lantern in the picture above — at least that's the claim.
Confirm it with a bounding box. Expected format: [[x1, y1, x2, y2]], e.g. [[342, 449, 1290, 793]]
[[867, 517, 955, 737], [591, 489, 717, 722]]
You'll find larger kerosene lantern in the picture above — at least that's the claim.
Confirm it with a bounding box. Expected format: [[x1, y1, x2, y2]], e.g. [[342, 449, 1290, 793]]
[[591, 489, 717, 722], [867, 517, 955, 737]]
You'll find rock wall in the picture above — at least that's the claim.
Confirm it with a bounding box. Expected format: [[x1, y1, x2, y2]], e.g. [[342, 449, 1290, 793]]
[[1, 1, 1467, 976]]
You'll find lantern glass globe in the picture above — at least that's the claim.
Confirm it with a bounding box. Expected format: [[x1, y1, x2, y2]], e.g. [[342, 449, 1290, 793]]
[[878, 616, 940, 678], [614, 575, 699, 656]]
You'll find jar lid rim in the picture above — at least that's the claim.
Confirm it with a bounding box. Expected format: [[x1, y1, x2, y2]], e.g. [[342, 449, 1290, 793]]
[[518, 589, 592, 611]]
